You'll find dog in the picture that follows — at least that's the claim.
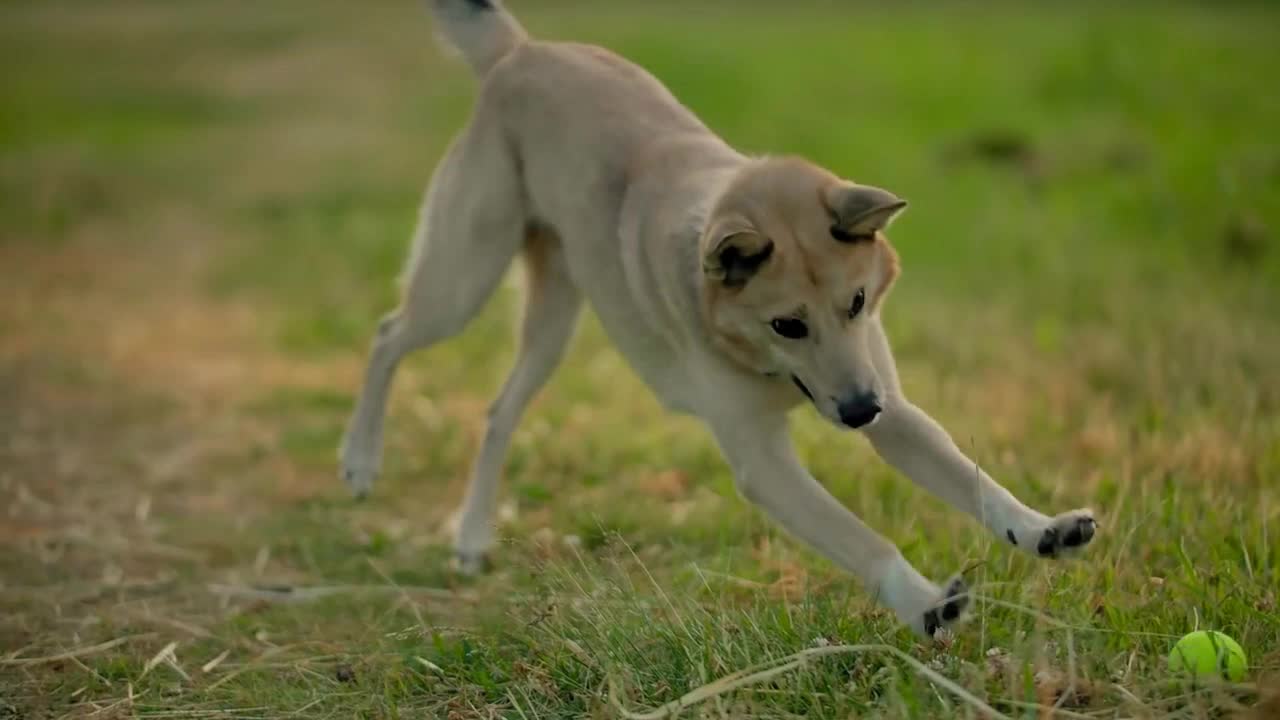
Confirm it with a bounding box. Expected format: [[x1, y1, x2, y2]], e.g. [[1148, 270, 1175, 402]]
[[340, 0, 1097, 637]]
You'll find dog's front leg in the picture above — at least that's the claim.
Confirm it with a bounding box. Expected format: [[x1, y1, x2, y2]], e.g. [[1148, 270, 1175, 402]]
[[709, 412, 968, 638], [862, 320, 1097, 558]]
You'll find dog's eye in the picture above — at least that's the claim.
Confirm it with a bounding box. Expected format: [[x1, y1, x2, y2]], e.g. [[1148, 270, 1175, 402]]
[[849, 288, 866, 319], [770, 318, 809, 339]]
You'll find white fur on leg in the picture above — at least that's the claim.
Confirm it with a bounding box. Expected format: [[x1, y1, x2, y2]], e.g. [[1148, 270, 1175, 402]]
[[875, 555, 970, 638], [340, 314, 408, 497], [862, 321, 1100, 560], [707, 410, 972, 637]]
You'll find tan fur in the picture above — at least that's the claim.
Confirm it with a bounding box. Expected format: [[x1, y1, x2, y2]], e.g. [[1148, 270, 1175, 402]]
[[873, 240, 901, 308], [696, 165, 904, 430], [341, 0, 1099, 638]]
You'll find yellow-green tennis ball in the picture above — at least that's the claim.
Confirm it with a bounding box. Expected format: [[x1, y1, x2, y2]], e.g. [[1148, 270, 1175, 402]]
[[1168, 631, 1247, 682]]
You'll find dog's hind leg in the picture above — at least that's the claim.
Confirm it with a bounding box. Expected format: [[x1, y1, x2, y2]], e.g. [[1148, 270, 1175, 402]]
[[452, 229, 581, 573], [340, 121, 526, 497]]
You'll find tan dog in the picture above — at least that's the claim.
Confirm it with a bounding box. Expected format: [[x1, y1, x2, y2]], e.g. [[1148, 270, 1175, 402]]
[[340, 0, 1097, 637]]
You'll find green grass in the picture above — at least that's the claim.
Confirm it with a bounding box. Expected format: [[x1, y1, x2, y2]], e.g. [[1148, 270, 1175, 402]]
[[2, 0, 1278, 717]]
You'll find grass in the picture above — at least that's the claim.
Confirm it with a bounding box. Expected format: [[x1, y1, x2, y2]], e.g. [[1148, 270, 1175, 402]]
[[2, 0, 1278, 717]]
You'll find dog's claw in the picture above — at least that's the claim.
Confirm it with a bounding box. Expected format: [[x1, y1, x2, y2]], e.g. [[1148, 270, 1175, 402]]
[[452, 550, 491, 576], [1033, 510, 1097, 558], [918, 574, 969, 639], [340, 464, 377, 498], [339, 433, 379, 498]]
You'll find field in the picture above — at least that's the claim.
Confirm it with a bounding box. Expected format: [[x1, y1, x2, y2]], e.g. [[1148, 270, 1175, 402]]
[[3, 1, 1279, 717]]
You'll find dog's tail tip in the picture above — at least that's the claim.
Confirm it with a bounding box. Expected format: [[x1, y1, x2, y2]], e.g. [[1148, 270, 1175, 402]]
[[429, 0, 527, 77]]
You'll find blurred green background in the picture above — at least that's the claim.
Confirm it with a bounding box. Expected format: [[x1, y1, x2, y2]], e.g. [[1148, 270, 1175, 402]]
[[2, 1, 1278, 717]]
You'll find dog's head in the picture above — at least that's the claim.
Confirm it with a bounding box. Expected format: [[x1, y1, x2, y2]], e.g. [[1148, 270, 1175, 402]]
[[700, 157, 905, 429]]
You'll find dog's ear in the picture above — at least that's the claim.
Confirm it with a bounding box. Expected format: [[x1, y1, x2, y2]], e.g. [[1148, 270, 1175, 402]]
[[823, 183, 907, 242], [702, 224, 774, 289]]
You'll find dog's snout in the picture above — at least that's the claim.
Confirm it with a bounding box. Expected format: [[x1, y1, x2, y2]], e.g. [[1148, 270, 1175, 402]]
[[838, 392, 882, 429]]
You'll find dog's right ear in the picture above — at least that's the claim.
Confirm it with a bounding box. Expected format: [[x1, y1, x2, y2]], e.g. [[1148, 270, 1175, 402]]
[[823, 183, 907, 242], [702, 224, 774, 289]]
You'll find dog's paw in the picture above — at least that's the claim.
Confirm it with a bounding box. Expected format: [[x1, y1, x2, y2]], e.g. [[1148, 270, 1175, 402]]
[[451, 550, 491, 576], [337, 420, 381, 491], [918, 575, 970, 639], [1010, 509, 1097, 558], [339, 437, 378, 498], [883, 560, 972, 640], [341, 464, 376, 498]]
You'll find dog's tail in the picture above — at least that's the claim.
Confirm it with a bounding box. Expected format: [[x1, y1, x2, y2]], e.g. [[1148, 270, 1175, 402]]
[[429, 0, 528, 77]]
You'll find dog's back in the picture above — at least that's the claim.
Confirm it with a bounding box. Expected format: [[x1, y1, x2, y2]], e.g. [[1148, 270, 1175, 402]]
[[429, 0, 727, 197], [427, 0, 740, 365]]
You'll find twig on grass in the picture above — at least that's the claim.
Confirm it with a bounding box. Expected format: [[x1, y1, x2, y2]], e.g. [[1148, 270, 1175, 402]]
[[66, 653, 113, 687], [134, 708, 269, 719], [3, 644, 34, 661], [122, 608, 215, 639], [562, 639, 598, 670], [1, 633, 157, 666], [204, 646, 288, 691], [288, 697, 326, 717], [974, 594, 1181, 639], [690, 568, 769, 590], [1001, 699, 1097, 719], [140, 641, 178, 680], [608, 643, 1011, 720], [200, 649, 230, 674], [365, 557, 431, 639], [206, 582, 476, 604]]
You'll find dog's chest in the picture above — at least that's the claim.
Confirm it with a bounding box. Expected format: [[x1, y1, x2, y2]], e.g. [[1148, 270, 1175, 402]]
[[581, 289, 699, 414]]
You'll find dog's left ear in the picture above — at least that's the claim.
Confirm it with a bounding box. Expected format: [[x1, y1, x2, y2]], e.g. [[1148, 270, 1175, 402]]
[[823, 183, 907, 242], [702, 219, 774, 289]]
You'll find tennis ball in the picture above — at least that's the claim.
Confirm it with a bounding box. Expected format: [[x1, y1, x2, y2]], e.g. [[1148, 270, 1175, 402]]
[[1168, 631, 1247, 682]]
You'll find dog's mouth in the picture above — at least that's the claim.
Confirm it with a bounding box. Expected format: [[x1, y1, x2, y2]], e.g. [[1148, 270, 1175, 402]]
[[791, 375, 814, 402]]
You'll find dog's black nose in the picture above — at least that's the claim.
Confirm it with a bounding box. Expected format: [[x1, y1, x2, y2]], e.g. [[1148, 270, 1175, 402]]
[[838, 393, 882, 429]]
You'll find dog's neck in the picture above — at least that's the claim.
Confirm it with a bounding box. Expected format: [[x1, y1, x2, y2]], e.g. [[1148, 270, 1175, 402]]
[[675, 170, 785, 380], [691, 242, 781, 380]]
